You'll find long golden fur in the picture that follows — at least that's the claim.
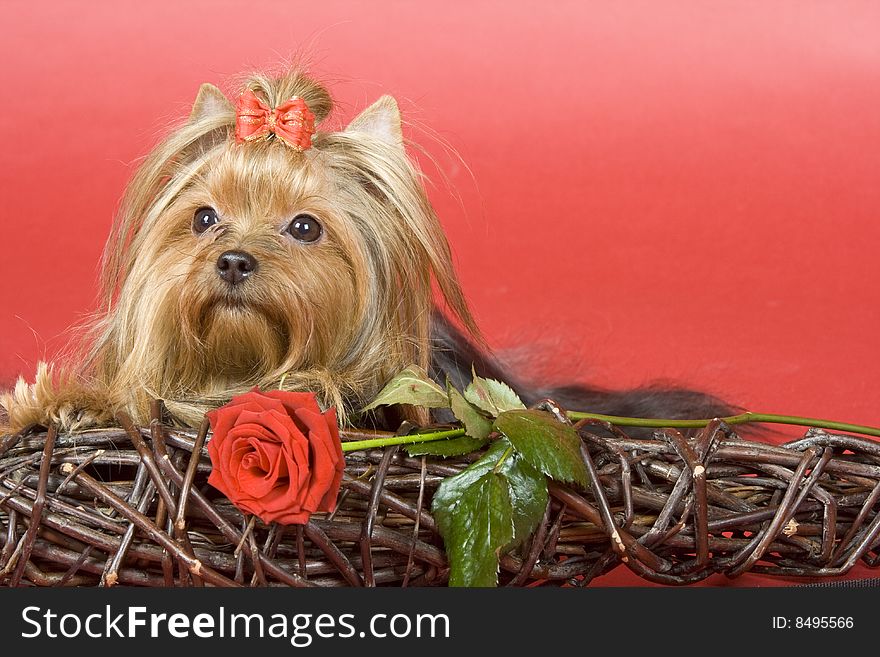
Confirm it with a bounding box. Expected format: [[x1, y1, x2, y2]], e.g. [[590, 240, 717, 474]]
[[2, 69, 478, 431]]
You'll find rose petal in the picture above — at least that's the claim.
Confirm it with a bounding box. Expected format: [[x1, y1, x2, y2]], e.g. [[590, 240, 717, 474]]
[[226, 421, 280, 448], [215, 423, 278, 497], [213, 434, 247, 495], [236, 438, 284, 498], [228, 389, 290, 415], [278, 445, 309, 505], [207, 394, 287, 439], [256, 481, 299, 509], [206, 406, 241, 447], [260, 507, 312, 525], [256, 467, 308, 515], [224, 423, 286, 498], [207, 403, 270, 445], [233, 408, 297, 443], [302, 434, 337, 512], [262, 390, 323, 420], [296, 408, 335, 511], [234, 410, 311, 514], [236, 471, 279, 499], [320, 407, 346, 511], [318, 456, 345, 512], [293, 406, 344, 512], [239, 437, 276, 472], [293, 405, 332, 441], [236, 408, 311, 485]]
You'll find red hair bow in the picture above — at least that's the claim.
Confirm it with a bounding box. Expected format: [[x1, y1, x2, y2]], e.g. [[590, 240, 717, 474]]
[[234, 89, 316, 151]]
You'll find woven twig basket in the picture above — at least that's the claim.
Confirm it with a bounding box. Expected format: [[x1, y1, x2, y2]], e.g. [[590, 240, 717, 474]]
[[2, 404, 880, 587]]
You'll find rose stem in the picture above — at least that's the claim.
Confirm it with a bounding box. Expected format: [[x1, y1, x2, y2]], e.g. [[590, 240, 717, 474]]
[[340, 411, 880, 455], [341, 429, 465, 452], [566, 410, 880, 437]]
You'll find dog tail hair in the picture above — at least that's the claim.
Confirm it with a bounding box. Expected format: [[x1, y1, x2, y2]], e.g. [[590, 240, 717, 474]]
[[429, 310, 735, 426]]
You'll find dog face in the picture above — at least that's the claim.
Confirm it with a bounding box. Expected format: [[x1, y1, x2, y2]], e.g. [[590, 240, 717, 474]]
[[129, 142, 366, 384], [83, 72, 477, 424]]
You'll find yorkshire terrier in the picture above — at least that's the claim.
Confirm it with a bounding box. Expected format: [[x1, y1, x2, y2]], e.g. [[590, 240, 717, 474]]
[[1, 68, 730, 434]]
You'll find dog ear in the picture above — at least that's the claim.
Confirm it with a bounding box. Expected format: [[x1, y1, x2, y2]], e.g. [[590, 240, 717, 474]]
[[188, 83, 234, 123], [346, 95, 403, 147]]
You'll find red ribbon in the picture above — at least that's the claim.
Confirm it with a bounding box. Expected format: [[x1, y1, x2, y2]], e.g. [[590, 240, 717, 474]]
[[234, 89, 315, 151]]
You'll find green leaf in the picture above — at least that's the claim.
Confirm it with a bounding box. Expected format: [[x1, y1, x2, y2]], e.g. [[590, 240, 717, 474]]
[[464, 369, 526, 417], [433, 470, 514, 587], [433, 438, 510, 491], [478, 437, 548, 549], [499, 454, 549, 550], [362, 365, 449, 411], [431, 438, 548, 585], [494, 409, 589, 487], [405, 434, 489, 457], [448, 381, 493, 441]]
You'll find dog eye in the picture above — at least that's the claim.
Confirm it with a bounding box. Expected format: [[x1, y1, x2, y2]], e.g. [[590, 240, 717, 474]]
[[286, 214, 323, 243], [193, 207, 219, 234]]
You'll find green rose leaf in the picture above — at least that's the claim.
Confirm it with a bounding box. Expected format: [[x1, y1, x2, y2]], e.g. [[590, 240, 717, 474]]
[[432, 438, 548, 585], [405, 434, 489, 457], [499, 452, 549, 550], [494, 409, 589, 487], [464, 369, 526, 417], [433, 469, 514, 587], [449, 381, 493, 441], [362, 365, 449, 411]]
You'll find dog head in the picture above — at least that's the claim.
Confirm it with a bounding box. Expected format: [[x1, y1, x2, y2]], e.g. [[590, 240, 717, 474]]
[[88, 70, 477, 424]]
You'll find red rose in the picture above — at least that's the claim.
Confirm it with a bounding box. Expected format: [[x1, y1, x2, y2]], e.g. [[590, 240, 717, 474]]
[[206, 389, 345, 525]]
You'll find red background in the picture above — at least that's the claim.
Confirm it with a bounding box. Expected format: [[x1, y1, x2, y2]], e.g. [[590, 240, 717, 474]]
[[1, 1, 879, 585]]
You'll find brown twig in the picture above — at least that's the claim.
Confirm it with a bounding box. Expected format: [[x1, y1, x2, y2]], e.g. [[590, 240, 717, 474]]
[[360, 445, 398, 586], [304, 521, 362, 587], [402, 456, 428, 588], [58, 463, 240, 587], [9, 425, 56, 586]]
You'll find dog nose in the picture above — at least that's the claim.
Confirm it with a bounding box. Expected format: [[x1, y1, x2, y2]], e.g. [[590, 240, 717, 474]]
[[216, 250, 258, 285]]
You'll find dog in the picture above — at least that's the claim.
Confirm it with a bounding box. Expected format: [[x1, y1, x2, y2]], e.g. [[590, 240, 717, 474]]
[[1, 68, 730, 434]]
